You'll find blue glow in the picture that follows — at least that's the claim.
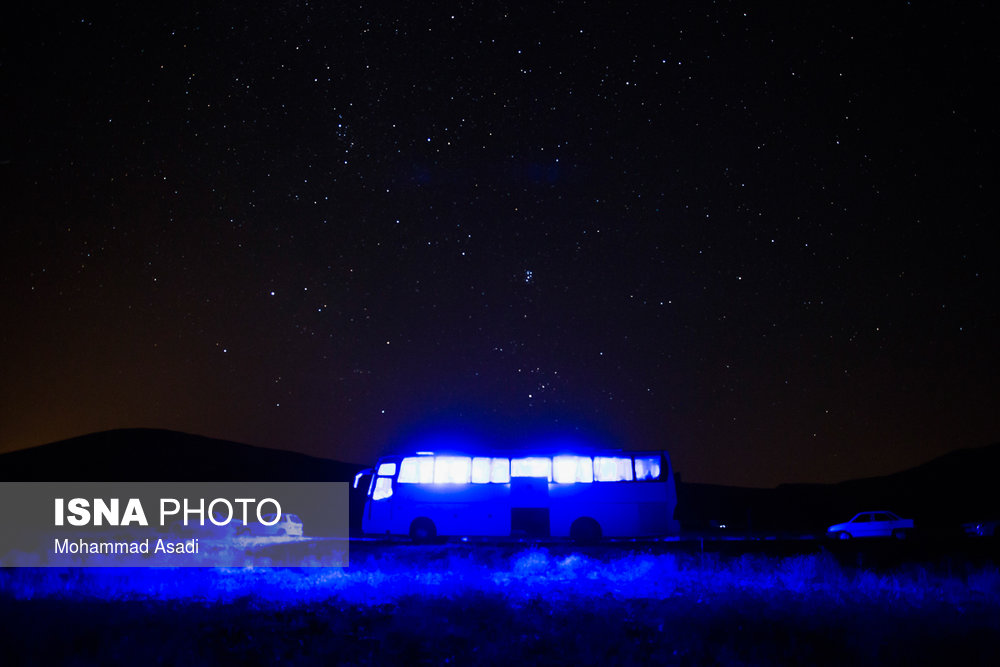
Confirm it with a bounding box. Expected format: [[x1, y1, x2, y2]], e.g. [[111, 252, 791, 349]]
[[4, 552, 996, 667], [634, 456, 661, 480], [511, 456, 552, 480], [3, 549, 998, 609], [553, 455, 594, 484], [398, 456, 434, 483], [392, 451, 660, 485], [488, 457, 510, 483], [594, 456, 633, 482], [392, 426, 487, 458], [399, 455, 509, 484], [433, 456, 472, 484], [471, 456, 491, 483]]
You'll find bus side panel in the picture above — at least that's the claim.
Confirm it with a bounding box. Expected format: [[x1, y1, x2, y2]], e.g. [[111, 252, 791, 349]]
[[362, 496, 396, 535], [549, 482, 677, 537], [388, 484, 511, 536]]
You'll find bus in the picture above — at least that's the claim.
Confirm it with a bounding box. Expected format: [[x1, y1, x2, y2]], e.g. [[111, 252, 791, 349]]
[[354, 449, 680, 540]]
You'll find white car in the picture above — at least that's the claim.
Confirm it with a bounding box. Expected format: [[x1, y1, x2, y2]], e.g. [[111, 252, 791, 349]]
[[827, 511, 914, 539], [241, 513, 304, 537]]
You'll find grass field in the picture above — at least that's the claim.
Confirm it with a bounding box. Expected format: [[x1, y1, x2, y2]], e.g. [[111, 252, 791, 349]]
[[2, 545, 999, 664]]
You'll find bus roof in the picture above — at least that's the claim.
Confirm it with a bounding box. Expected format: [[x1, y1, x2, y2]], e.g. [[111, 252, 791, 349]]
[[376, 449, 670, 460]]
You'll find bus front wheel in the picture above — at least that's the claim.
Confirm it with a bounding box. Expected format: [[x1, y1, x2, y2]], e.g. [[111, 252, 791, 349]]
[[409, 517, 437, 542], [570, 517, 602, 543]]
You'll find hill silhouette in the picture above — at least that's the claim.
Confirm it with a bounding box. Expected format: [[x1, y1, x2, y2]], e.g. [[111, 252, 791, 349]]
[[2, 429, 998, 536], [0, 429, 367, 535], [678, 442, 1000, 535], [0, 429, 363, 482]]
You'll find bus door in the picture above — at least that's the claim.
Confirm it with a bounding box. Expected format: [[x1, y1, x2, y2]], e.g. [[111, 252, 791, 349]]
[[510, 457, 551, 537], [365, 459, 400, 531]]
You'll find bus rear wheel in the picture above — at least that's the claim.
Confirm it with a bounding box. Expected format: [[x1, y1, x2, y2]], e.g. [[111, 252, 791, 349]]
[[570, 517, 602, 543], [409, 517, 437, 542]]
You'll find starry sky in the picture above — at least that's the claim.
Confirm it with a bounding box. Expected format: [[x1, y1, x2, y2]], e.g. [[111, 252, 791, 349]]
[[1, 2, 997, 487]]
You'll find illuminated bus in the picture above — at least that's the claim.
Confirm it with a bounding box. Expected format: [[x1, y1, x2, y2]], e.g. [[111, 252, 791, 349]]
[[355, 450, 680, 540]]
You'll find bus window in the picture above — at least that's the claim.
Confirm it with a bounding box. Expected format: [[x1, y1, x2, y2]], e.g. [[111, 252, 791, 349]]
[[594, 456, 633, 482], [434, 456, 472, 484], [553, 455, 594, 483], [471, 457, 491, 483], [377, 462, 397, 477], [469, 457, 509, 483], [372, 477, 393, 500], [511, 457, 552, 481], [490, 457, 510, 483], [398, 456, 434, 484], [634, 456, 661, 480]]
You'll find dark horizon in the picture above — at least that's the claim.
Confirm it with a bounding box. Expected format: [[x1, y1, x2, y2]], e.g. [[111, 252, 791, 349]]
[[4, 426, 998, 491], [2, 2, 997, 487]]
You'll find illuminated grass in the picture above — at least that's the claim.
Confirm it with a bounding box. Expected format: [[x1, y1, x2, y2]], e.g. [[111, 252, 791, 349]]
[[2, 548, 999, 664], [2, 547, 999, 607]]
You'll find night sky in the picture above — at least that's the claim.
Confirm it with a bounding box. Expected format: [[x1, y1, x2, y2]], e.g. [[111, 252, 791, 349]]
[[2, 2, 997, 487]]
